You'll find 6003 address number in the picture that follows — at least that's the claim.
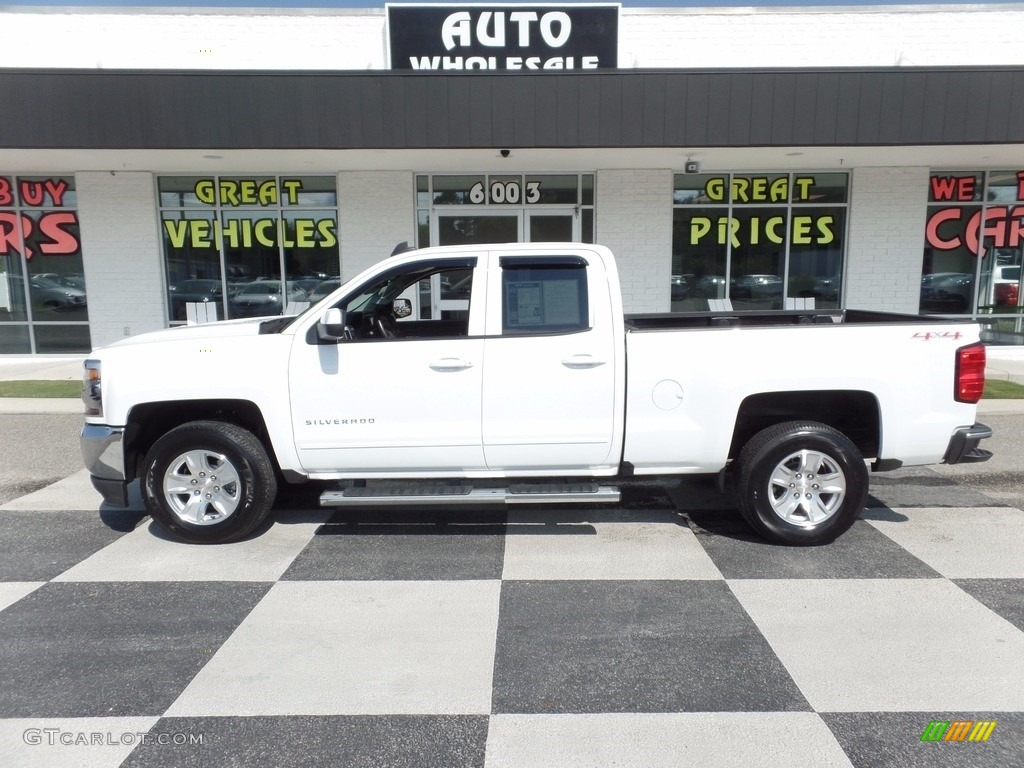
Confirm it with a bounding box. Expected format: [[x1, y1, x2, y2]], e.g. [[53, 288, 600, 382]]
[[470, 181, 542, 204]]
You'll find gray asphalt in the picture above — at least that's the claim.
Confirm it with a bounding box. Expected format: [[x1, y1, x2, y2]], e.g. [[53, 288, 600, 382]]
[[932, 412, 1024, 510], [0, 413, 83, 504]]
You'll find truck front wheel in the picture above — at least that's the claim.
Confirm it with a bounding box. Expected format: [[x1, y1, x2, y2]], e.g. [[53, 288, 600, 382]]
[[141, 421, 277, 544], [735, 421, 868, 545]]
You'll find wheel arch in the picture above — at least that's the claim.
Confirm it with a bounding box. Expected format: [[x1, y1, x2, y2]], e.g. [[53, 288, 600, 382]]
[[728, 390, 880, 462], [124, 399, 278, 483]]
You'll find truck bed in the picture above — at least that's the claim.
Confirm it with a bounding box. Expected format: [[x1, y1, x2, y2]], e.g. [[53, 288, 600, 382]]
[[624, 309, 975, 331]]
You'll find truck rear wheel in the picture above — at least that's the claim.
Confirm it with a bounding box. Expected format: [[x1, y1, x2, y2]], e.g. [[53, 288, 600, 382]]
[[141, 420, 277, 544], [734, 421, 868, 545]]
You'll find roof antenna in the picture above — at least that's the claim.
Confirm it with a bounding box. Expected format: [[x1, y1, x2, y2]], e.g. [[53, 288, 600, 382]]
[[390, 241, 414, 256]]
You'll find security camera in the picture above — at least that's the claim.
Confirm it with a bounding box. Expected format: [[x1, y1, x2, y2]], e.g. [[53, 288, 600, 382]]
[[500, 149, 511, 158]]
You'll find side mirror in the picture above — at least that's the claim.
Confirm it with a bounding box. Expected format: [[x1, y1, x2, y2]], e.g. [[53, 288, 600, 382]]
[[316, 307, 350, 342], [393, 298, 412, 319]]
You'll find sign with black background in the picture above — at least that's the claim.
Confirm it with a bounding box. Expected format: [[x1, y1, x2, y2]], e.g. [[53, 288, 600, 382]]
[[387, 4, 619, 71]]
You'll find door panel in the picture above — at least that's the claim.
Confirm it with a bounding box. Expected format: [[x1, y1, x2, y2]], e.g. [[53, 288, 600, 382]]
[[290, 337, 485, 473], [481, 252, 617, 472], [289, 255, 486, 474]]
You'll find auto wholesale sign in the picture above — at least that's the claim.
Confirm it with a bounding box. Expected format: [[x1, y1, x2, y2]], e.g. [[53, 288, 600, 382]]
[[387, 4, 619, 71]]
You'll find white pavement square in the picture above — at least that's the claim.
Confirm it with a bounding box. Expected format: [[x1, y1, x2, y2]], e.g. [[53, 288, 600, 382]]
[[485, 713, 854, 768], [863, 507, 1024, 578], [0, 469, 144, 513], [165, 580, 502, 717], [53, 512, 331, 582], [0, 716, 159, 768], [730, 578, 1024, 712], [0, 582, 44, 613]]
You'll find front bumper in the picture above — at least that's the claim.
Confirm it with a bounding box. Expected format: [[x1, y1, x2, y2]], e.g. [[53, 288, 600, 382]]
[[81, 424, 129, 506], [943, 422, 993, 465]]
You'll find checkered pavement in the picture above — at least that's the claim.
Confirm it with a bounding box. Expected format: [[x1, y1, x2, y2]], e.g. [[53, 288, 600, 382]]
[[1, 468, 1023, 767]]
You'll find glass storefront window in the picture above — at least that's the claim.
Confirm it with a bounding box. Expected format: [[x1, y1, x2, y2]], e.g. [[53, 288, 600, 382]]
[[0, 174, 90, 353], [431, 175, 485, 205], [159, 175, 340, 324], [671, 172, 849, 311], [920, 170, 1024, 341]]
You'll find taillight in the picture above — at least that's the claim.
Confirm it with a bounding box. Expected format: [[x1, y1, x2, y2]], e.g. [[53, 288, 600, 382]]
[[955, 343, 986, 404]]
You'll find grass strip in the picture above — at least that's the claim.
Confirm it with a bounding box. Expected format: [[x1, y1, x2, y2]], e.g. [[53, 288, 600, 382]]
[[0, 380, 81, 398]]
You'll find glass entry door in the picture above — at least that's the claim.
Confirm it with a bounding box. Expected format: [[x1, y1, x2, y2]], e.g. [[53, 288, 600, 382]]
[[436, 213, 521, 247], [422, 209, 577, 319], [527, 211, 576, 242], [433, 210, 578, 248]]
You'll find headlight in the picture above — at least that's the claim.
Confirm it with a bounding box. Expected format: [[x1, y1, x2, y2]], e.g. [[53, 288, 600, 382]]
[[82, 359, 102, 417]]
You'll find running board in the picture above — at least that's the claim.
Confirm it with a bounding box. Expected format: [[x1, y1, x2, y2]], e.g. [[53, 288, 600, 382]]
[[320, 483, 621, 507]]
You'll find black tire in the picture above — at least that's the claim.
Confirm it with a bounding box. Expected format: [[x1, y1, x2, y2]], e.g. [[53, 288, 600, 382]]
[[734, 421, 868, 546], [141, 420, 277, 544]]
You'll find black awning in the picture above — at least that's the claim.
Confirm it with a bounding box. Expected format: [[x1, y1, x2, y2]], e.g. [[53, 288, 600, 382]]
[[1, 66, 1022, 150]]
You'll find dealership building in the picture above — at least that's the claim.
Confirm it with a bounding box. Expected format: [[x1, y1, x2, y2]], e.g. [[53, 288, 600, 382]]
[[0, 1, 1022, 354]]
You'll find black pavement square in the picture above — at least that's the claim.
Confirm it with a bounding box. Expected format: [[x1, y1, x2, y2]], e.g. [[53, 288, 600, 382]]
[[282, 508, 507, 581], [955, 579, 1024, 634], [0, 581, 270, 718], [664, 476, 739, 511], [121, 715, 489, 768], [0, 509, 142, 581], [822, 711, 1024, 768], [491, 580, 811, 714], [687, 515, 942, 579]]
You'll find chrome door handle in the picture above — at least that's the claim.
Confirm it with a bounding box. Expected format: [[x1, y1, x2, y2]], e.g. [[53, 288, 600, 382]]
[[561, 354, 606, 369], [429, 358, 474, 372]]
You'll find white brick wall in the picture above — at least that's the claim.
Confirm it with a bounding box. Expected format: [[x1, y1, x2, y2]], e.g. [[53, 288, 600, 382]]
[[595, 169, 673, 314], [0, 10, 386, 70], [844, 167, 928, 313], [337, 171, 416, 280], [75, 172, 165, 349], [620, 7, 1024, 68], [1, 6, 1020, 70]]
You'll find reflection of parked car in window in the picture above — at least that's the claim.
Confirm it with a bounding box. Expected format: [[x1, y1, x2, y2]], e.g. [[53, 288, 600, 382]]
[[292, 277, 323, 296], [995, 280, 1019, 307], [169, 279, 224, 321], [60, 274, 87, 290], [992, 265, 1020, 307], [921, 266, 1022, 313], [22, 275, 88, 313], [813, 274, 841, 301], [693, 275, 727, 298], [670, 275, 691, 301], [731, 274, 783, 299], [920, 272, 973, 313], [307, 278, 341, 303], [1, 275, 87, 315], [228, 280, 307, 318]]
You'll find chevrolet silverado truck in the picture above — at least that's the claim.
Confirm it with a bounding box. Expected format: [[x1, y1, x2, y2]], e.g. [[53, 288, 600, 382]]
[[81, 243, 992, 546]]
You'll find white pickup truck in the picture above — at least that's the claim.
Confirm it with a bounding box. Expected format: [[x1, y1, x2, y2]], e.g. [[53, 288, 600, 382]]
[[81, 243, 992, 546]]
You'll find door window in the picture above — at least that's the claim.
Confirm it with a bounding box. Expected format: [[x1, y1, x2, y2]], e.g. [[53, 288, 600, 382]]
[[335, 258, 477, 340]]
